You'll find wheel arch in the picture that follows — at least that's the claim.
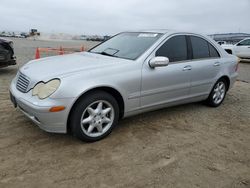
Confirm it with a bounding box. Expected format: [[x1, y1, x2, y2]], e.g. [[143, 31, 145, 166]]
[[218, 75, 230, 91], [67, 86, 125, 133]]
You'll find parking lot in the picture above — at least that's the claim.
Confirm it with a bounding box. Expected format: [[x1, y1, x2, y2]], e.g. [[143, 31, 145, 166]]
[[0, 38, 250, 187]]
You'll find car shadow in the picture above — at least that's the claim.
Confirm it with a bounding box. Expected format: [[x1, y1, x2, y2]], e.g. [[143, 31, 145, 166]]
[[116, 102, 202, 130]]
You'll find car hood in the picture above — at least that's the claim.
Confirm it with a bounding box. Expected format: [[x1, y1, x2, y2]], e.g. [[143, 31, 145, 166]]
[[19, 52, 131, 81], [0, 37, 12, 43]]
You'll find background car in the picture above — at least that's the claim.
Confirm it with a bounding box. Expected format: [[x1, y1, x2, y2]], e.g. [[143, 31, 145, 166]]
[[10, 30, 238, 142], [217, 41, 226, 45], [222, 38, 250, 60], [0, 38, 16, 68]]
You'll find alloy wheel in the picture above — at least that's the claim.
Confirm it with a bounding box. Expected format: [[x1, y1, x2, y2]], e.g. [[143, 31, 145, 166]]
[[212, 81, 226, 104], [80, 100, 115, 138]]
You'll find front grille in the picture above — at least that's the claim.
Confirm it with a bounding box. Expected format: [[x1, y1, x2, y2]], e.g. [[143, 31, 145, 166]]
[[16, 73, 30, 93]]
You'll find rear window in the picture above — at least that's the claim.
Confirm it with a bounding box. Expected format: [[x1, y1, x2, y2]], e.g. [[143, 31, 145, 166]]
[[191, 36, 220, 59], [209, 43, 220, 58], [190, 36, 210, 59]]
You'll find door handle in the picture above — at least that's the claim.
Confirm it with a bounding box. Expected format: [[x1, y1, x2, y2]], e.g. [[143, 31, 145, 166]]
[[213, 62, 220, 67], [183, 65, 192, 71]]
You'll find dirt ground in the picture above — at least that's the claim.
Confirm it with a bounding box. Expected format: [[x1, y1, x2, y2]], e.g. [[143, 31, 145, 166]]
[[0, 38, 250, 188]]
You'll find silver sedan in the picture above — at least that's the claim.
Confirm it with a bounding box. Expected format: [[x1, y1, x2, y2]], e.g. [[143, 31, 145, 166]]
[[10, 30, 238, 142]]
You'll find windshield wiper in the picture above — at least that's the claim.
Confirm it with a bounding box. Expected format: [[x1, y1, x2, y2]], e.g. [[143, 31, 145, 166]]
[[93, 48, 119, 57], [99, 51, 117, 57], [100, 48, 119, 57]]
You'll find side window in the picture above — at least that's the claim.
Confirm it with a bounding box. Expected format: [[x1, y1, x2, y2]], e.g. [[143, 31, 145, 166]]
[[156, 35, 188, 62], [190, 36, 210, 59], [237, 39, 250, 46], [209, 43, 220, 58]]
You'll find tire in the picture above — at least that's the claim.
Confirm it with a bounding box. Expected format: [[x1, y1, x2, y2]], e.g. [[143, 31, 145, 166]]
[[70, 91, 119, 142], [206, 78, 228, 107]]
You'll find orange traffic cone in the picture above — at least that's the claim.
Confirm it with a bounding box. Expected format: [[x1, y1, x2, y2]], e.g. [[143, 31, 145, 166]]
[[81, 45, 85, 52], [59, 46, 64, 55], [35, 48, 40, 59]]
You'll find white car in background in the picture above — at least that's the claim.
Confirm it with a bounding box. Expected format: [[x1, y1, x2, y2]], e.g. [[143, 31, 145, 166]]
[[222, 38, 250, 60], [217, 41, 226, 45]]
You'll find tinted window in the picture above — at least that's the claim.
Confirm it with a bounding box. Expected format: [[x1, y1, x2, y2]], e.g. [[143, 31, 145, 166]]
[[237, 39, 250, 46], [209, 43, 220, 58], [190, 36, 210, 59], [156, 35, 188, 62]]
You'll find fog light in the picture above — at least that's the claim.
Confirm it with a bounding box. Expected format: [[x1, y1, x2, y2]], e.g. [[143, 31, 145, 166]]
[[49, 106, 65, 112]]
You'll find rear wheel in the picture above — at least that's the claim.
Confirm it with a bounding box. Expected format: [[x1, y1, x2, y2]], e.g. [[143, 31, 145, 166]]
[[206, 79, 227, 107], [70, 91, 119, 142]]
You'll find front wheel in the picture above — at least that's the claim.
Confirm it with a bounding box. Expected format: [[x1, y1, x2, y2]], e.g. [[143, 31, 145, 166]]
[[206, 79, 227, 107], [70, 91, 119, 142]]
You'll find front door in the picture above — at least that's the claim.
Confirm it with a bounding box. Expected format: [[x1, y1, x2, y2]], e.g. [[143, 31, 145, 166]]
[[141, 35, 192, 108]]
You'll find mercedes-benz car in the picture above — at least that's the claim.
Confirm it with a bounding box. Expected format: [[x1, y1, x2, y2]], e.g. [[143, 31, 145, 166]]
[[0, 38, 16, 68], [10, 30, 238, 142]]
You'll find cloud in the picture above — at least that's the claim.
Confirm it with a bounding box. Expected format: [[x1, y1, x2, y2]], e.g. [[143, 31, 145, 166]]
[[0, 0, 249, 35]]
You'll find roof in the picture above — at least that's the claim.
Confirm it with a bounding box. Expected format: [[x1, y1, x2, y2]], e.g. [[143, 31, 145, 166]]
[[125, 29, 173, 34], [139, 29, 172, 34]]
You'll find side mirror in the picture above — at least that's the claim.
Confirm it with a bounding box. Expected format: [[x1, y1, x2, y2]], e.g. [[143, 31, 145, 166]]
[[149, 56, 169, 68]]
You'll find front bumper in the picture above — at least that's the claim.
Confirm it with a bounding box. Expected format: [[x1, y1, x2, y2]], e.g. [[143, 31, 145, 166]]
[[0, 58, 16, 67], [10, 80, 75, 133]]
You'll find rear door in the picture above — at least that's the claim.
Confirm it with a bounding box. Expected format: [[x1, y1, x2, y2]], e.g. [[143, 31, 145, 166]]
[[188, 35, 221, 96], [234, 39, 250, 58]]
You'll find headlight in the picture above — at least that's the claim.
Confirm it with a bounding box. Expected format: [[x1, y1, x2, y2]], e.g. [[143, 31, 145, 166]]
[[32, 79, 60, 99]]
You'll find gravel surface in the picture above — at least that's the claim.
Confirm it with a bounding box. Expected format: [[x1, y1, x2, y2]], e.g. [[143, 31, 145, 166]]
[[0, 38, 250, 188], [238, 63, 250, 83]]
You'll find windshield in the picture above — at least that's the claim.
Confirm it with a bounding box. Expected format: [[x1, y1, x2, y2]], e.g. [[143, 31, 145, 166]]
[[89, 32, 162, 60]]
